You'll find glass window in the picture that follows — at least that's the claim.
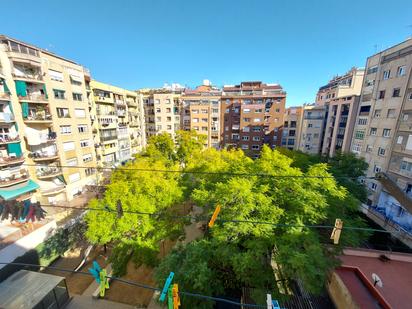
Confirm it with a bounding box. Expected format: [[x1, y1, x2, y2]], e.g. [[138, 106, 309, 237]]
[[74, 108, 86, 118], [53, 89, 65, 99], [63, 141, 75, 151], [57, 108, 70, 118], [72, 93, 83, 101], [69, 172, 81, 183], [60, 125, 71, 134], [392, 88, 401, 97], [77, 124, 88, 133]]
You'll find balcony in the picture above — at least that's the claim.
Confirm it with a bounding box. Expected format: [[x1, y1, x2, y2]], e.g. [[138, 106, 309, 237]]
[[36, 167, 63, 180], [41, 185, 66, 196], [0, 170, 29, 188], [101, 135, 118, 142], [30, 151, 59, 162], [399, 121, 412, 132], [18, 93, 48, 103], [0, 135, 20, 144], [115, 99, 125, 105], [0, 92, 11, 101], [117, 110, 126, 117], [0, 113, 15, 123], [0, 155, 25, 167], [94, 96, 114, 104], [23, 107, 53, 124], [96, 110, 116, 116]]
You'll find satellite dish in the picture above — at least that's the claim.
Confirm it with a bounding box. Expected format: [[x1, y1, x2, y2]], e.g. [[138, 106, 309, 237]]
[[372, 273, 383, 288]]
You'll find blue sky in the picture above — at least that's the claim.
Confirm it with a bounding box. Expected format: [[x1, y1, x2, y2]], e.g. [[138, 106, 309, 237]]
[[2, 0, 412, 105]]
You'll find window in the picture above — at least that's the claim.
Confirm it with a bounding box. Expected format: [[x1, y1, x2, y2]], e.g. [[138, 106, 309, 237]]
[[69, 173, 81, 183], [60, 125, 71, 134], [252, 126, 261, 132], [400, 161, 412, 173], [352, 143, 361, 153], [201, 118, 207, 122], [252, 136, 260, 141], [387, 109, 396, 118], [212, 108, 219, 113], [365, 79, 375, 87], [374, 165, 382, 173], [57, 108, 70, 118], [80, 139, 91, 147], [397, 66, 406, 76], [358, 118, 367, 125], [243, 118, 251, 122], [255, 109, 262, 113], [393, 88, 401, 97], [166, 108, 171, 113], [63, 141, 75, 151], [78, 124, 88, 133], [66, 158, 78, 166], [370, 182, 378, 191], [355, 130, 365, 140], [253, 118, 261, 123], [72, 93, 82, 101], [383, 128, 391, 137], [308, 123, 313, 128], [201, 126, 208, 131], [82, 153, 93, 163], [370, 128, 377, 135], [201, 109, 208, 114], [156, 108, 161, 113], [374, 109, 381, 118], [53, 89, 65, 99], [241, 144, 249, 150], [167, 116, 172, 121], [242, 136, 249, 141], [74, 108, 86, 118], [403, 113, 409, 121], [154, 99, 160, 104], [49, 69, 63, 82], [367, 66, 378, 74], [167, 125, 172, 130], [378, 147, 386, 156], [397, 136, 404, 144], [378, 90, 385, 99], [366, 145, 372, 152], [243, 127, 250, 132], [85, 167, 95, 176], [252, 145, 260, 150], [383, 70, 390, 80], [409, 92, 412, 100], [406, 135, 412, 150]]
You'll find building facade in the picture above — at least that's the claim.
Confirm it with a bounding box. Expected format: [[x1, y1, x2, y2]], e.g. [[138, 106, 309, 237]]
[[220, 81, 286, 157], [318, 68, 364, 157], [141, 87, 183, 141], [181, 81, 221, 148], [0, 35, 98, 203], [351, 39, 412, 237], [281, 106, 303, 150], [298, 104, 327, 154], [89, 80, 145, 167]]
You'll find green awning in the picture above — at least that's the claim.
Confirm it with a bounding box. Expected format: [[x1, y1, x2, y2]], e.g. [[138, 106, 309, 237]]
[[0, 180, 39, 200], [21, 102, 29, 118], [15, 80, 27, 97], [7, 142, 22, 157]]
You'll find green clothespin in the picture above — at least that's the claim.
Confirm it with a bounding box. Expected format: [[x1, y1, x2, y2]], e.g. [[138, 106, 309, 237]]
[[99, 269, 109, 297], [168, 285, 174, 309]]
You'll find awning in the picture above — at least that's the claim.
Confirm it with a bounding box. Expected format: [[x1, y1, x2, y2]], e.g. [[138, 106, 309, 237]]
[[0, 180, 39, 200], [70, 74, 82, 83]]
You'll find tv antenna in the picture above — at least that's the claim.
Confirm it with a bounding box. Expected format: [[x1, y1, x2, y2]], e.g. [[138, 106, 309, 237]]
[[372, 273, 383, 288]]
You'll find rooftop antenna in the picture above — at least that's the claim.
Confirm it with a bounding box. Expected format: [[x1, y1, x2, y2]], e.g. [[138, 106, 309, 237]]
[[372, 273, 383, 288]]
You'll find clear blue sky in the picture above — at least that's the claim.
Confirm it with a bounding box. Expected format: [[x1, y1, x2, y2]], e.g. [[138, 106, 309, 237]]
[[2, 0, 412, 105]]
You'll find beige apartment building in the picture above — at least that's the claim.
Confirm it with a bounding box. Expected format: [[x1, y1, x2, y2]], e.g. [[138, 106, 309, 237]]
[[318, 68, 364, 156], [88, 80, 145, 167], [181, 81, 221, 148], [0, 35, 98, 203], [281, 106, 303, 150], [351, 39, 412, 238], [298, 104, 327, 154], [141, 87, 183, 141]]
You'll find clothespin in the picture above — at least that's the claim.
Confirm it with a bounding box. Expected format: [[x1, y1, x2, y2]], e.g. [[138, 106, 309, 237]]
[[272, 299, 281, 309], [172, 284, 180, 309], [88, 260, 102, 283], [117, 200, 123, 218], [208, 205, 221, 228], [160, 272, 174, 302], [330, 219, 343, 245], [266, 294, 272, 309], [168, 286, 174, 309], [99, 268, 110, 297]]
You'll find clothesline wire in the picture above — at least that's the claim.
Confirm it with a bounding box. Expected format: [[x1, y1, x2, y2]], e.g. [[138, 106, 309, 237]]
[[20, 163, 374, 180], [0, 262, 265, 308], [36, 203, 391, 234]]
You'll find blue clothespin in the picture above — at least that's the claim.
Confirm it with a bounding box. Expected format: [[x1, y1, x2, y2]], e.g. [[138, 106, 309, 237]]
[[159, 272, 174, 302], [272, 299, 281, 309], [88, 260, 102, 283]]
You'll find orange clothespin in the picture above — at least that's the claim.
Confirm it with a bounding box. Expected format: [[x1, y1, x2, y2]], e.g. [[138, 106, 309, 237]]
[[330, 219, 343, 245], [172, 284, 180, 309], [208, 205, 221, 228]]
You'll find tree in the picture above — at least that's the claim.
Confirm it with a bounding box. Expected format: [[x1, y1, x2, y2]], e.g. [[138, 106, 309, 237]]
[[145, 132, 176, 163], [175, 130, 206, 165]]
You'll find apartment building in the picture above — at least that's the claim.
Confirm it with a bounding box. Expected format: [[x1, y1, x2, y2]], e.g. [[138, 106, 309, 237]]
[[141, 87, 183, 141], [298, 104, 327, 154], [281, 106, 303, 150], [318, 68, 364, 156], [181, 81, 221, 148], [0, 35, 98, 204], [351, 39, 412, 236], [89, 80, 145, 167], [221, 81, 286, 157]]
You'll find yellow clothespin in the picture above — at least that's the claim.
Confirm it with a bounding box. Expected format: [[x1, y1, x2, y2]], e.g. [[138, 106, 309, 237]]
[[172, 284, 180, 309], [99, 269, 109, 297], [208, 205, 221, 228], [330, 219, 343, 245]]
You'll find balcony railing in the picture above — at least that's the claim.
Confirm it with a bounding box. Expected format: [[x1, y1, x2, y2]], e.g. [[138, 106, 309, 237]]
[[96, 110, 116, 116], [0, 112, 15, 123], [12, 72, 43, 82], [41, 185, 66, 196], [30, 151, 59, 162], [0, 170, 29, 187], [115, 99, 125, 105], [0, 92, 11, 100], [36, 167, 63, 179], [18, 93, 48, 102], [24, 111, 52, 122], [0, 155, 25, 166], [0, 135, 20, 144], [101, 135, 118, 142]]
